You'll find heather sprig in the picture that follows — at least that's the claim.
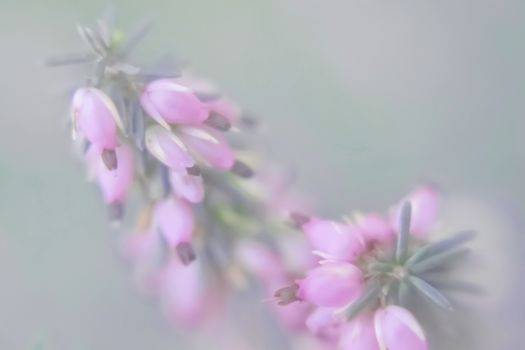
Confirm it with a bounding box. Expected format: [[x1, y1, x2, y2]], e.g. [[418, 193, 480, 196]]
[[48, 12, 477, 350]]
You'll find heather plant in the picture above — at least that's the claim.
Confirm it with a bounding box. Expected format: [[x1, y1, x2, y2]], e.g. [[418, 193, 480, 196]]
[[48, 12, 477, 350]]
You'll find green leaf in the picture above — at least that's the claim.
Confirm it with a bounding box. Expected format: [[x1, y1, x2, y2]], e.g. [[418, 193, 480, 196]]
[[409, 275, 453, 311], [408, 248, 469, 275], [344, 282, 381, 321], [395, 201, 412, 263]]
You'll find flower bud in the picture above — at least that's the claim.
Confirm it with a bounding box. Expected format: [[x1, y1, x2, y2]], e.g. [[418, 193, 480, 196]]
[[169, 171, 205, 204], [159, 258, 207, 328], [339, 313, 380, 350], [154, 197, 194, 248], [305, 307, 343, 342], [71, 87, 120, 150], [297, 262, 364, 308], [141, 79, 209, 126], [145, 125, 195, 174], [95, 144, 134, 204], [303, 219, 366, 262], [374, 305, 428, 350], [355, 213, 394, 245], [179, 126, 235, 170]]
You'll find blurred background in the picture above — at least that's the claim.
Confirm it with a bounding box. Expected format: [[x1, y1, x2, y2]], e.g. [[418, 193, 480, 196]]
[[0, 0, 524, 348]]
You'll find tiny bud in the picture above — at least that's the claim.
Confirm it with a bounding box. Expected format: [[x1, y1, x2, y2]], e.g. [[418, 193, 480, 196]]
[[205, 112, 231, 131], [176, 242, 196, 265], [230, 160, 254, 178], [101, 149, 118, 170], [289, 212, 310, 229], [274, 284, 300, 305]]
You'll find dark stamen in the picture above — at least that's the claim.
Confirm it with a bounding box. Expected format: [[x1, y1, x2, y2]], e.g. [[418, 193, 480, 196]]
[[205, 112, 231, 131], [102, 149, 118, 170], [176, 242, 196, 265], [230, 160, 254, 178]]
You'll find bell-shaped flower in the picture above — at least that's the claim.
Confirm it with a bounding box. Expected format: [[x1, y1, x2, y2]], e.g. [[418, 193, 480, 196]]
[[392, 186, 439, 239], [95, 144, 134, 204], [374, 305, 428, 350], [305, 307, 343, 343], [178, 126, 235, 170], [297, 262, 364, 308], [354, 213, 394, 245], [169, 170, 205, 204], [302, 219, 366, 262], [159, 258, 209, 328], [145, 125, 195, 174], [71, 87, 121, 150], [154, 197, 194, 255], [140, 79, 209, 127], [339, 313, 380, 350]]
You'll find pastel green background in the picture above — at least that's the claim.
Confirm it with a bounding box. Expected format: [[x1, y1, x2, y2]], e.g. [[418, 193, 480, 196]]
[[0, 0, 523, 349]]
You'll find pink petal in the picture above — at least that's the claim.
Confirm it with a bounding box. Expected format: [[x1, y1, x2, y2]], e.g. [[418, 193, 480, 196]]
[[392, 186, 439, 239], [141, 79, 209, 125], [339, 313, 380, 350], [297, 262, 364, 308], [169, 171, 205, 203], [96, 144, 134, 204], [306, 307, 343, 342], [72, 87, 118, 149], [145, 126, 195, 173], [179, 126, 235, 170], [303, 219, 366, 262], [374, 306, 428, 350], [154, 197, 194, 247], [355, 213, 395, 245]]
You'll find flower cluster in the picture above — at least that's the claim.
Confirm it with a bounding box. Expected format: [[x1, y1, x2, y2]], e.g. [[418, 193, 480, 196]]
[[49, 13, 475, 349], [274, 186, 475, 349]]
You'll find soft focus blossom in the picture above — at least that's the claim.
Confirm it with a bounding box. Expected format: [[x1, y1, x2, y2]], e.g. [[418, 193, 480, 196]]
[[141, 79, 209, 126], [154, 197, 194, 252], [391, 186, 439, 239], [305, 307, 343, 343], [145, 125, 195, 174], [302, 219, 366, 262], [71, 87, 120, 149], [354, 213, 394, 245], [94, 144, 134, 204], [159, 258, 209, 328], [338, 313, 380, 350], [178, 126, 236, 170], [374, 306, 428, 350], [169, 171, 205, 203], [297, 262, 364, 308]]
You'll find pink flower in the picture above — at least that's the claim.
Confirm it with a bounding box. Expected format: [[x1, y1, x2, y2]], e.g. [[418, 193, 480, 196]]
[[206, 97, 241, 124], [169, 171, 205, 203], [178, 126, 235, 170], [159, 258, 208, 328], [305, 307, 343, 343], [154, 197, 194, 255], [297, 262, 364, 308], [392, 186, 439, 239], [140, 79, 209, 127], [355, 213, 394, 245], [339, 313, 380, 350], [235, 241, 287, 284], [94, 144, 134, 204], [374, 306, 428, 350], [302, 219, 366, 262], [71, 87, 120, 150], [145, 125, 195, 174]]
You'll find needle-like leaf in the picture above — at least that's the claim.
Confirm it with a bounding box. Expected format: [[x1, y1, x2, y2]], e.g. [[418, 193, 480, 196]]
[[409, 275, 454, 311], [344, 282, 381, 321], [396, 201, 412, 263]]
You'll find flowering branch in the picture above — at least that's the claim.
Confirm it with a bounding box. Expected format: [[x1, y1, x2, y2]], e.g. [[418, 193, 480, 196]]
[[48, 13, 477, 350]]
